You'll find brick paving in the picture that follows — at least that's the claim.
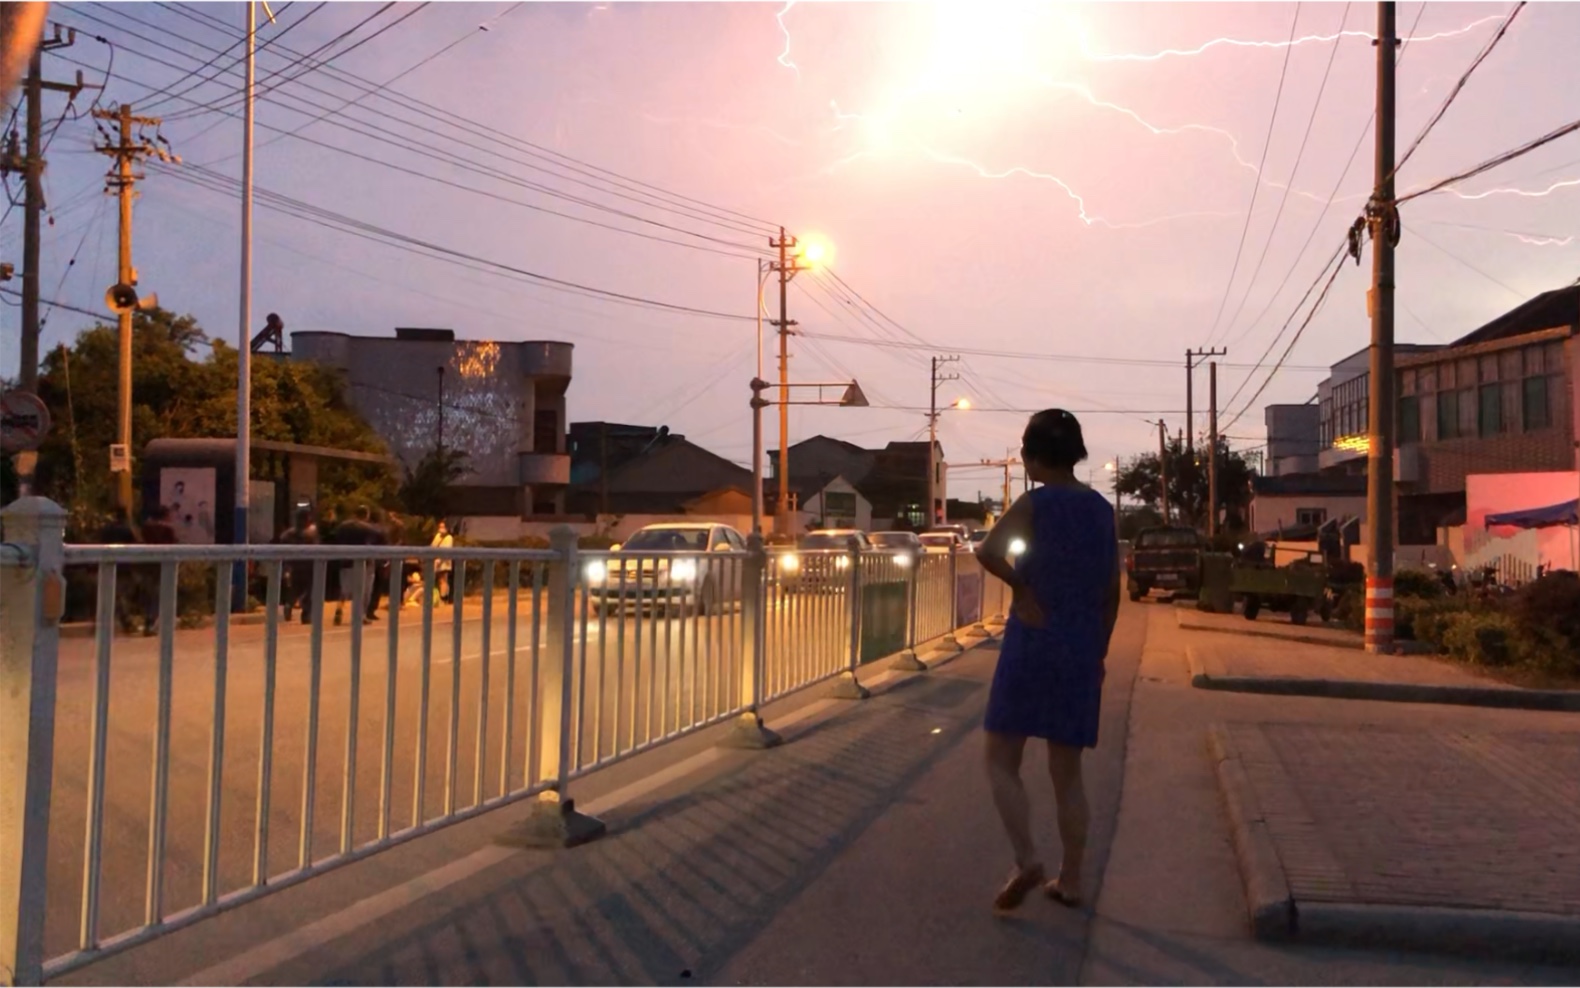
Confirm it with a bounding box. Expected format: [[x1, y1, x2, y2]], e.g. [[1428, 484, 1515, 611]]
[[1193, 634, 1496, 687], [1225, 722, 1580, 915]]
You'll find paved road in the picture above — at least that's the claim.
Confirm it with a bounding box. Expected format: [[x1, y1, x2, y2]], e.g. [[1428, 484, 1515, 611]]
[[40, 587, 868, 964]]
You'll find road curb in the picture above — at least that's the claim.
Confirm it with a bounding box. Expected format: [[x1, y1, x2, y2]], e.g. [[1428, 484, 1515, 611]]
[[1176, 610, 1364, 651], [1191, 673, 1580, 712], [1205, 724, 1294, 939], [1295, 902, 1580, 965]]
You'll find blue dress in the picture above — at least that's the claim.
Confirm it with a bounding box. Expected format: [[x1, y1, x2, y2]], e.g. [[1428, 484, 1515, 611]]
[[984, 484, 1117, 748]]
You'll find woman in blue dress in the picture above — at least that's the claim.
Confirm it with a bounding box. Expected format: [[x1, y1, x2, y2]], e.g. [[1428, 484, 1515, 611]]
[[975, 409, 1120, 912]]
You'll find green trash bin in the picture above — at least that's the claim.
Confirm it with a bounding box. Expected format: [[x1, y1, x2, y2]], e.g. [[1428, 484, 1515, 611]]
[[860, 579, 909, 663], [1198, 552, 1234, 614]]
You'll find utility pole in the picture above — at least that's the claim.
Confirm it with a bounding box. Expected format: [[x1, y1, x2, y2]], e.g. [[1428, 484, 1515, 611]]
[[769, 227, 801, 536], [927, 355, 961, 527], [1156, 420, 1169, 525], [978, 454, 1020, 520], [234, 0, 256, 580], [94, 102, 165, 513], [1365, 0, 1399, 655], [1208, 361, 1220, 539], [1185, 347, 1226, 521]]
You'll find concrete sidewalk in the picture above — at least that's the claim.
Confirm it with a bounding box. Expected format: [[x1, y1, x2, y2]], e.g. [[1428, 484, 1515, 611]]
[[1176, 604, 1362, 650], [1179, 611, 1580, 711]]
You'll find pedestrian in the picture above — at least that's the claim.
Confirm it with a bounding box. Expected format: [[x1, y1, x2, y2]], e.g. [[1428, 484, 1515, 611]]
[[363, 507, 391, 623], [278, 507, 320, 624], [140, 505, 179, 635], [431, 519, 455, 604], [97, 506, 139, 634], [328, 506, 378, 626], [974, 409, 1120, 912]]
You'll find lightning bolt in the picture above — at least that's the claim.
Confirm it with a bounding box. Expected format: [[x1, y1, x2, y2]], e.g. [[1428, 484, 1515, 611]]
[[776, 1, 800, 80], [1440, 177, 1580, 200], [1425, 220, 1576, 248], [923, 148, 1238, 230], [1076, 13, 1506, 62]]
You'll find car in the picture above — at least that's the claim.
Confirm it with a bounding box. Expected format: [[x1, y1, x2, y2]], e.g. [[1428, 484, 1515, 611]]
[[1127, 526, 1205, 601], [585, 523, 747, 615], [776, 529, 870, 592], [967, 529, 990, 549], [869, 530, 923, 568], [918, 531, 965, 552]]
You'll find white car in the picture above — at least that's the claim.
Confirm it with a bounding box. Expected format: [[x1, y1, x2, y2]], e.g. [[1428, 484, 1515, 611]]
[[777, 529, 870, 591], [585, 523, 747, 615]]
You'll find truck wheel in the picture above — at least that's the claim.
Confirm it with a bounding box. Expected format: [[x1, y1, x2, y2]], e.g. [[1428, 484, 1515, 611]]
[[1243, 595, 1261, 620], [1290, 598, 1310, 625], [1319, 595, 1334, 623]]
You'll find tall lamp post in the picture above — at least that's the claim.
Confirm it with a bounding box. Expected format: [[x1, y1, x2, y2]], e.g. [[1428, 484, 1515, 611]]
[[750, 259, 773, 536], [926, 397, 969, 527]]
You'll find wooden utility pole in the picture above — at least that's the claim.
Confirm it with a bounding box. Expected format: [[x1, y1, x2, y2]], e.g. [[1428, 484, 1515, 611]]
[[978, 454, 1020, 520], [927, 355, 960, 527], [769, 227, 799, 536], [1208, 361, 1220, 539], [94, 102, 165, 513], [1365, 1, 1399, 654], [1156, 420, 1169, 525]]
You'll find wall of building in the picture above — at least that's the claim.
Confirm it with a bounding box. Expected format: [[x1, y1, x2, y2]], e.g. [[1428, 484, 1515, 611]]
[[1250, 493, 1368, 535], [1465, 470, 1580, 572], [802, 476, 873, 531]]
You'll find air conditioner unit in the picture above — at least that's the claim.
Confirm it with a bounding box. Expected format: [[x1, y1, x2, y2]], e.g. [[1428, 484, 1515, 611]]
[[1394, 445, 1421, 484]]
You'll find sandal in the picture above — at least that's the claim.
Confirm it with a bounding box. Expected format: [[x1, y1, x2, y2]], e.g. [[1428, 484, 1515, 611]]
[[993, 864, 1045, 912], [1043, 878, 1083, 909]]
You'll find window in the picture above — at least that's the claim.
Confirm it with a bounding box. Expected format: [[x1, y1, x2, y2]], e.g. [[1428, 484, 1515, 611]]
[[1420, 393, 1437, 442], [532, 409, 559, 455], [1457, 387, 1476, 438], [823, 490, 857, 517], [1478, 384, 1503, 436], [1296, 508, 1327, 527], [1398, 395, 1420, 443], [1524, 375, 1551, 430], [1501, 377, 1521, 432], [1437, 389, 1459, 440]]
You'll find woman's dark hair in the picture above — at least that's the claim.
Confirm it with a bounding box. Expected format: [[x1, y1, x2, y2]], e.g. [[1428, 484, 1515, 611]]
[[1021, 409, 1088, 469]]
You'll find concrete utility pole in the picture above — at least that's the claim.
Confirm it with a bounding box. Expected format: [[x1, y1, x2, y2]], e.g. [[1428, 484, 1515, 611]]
[[5, 27, 81, 394], [1156, 420, 1169, 525], [94, 101, 165, 513], [769, 227, 800, 536], [234, 0, 256, 577], [979, 455, 1020, 520], [1185, 346, 1226, 520], [927, 355, 960, 527], [1208, 361, 1220, 539], [1364, 0, 1399, 654]]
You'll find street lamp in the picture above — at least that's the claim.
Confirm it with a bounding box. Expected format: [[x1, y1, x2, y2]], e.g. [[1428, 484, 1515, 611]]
[[751, 377, 867, 537], [927, 396, 970, 527]]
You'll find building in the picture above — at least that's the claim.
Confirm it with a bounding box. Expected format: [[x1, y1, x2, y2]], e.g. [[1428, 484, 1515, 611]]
[[1248, 473, 1367, 536], [766, 473, 872, 531], [1266, 285, 1579, 547], [565, 430, 753, 517], [291, 328, 573, 518], [1263, 403, 1321, 476], [769, 435, 946, 529]]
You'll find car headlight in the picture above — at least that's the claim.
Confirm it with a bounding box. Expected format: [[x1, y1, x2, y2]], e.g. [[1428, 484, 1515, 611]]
[[1008, 538, 1027, 557], [835, 555, 851, 571], [780, 553, 800, 571], [670, 559, 698, 583], [893, 552, 911, 567], [585, 560, 607, 582]]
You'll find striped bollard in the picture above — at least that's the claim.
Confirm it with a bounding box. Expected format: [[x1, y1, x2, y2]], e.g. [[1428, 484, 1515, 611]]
[[1364, 576, 1394, 654]]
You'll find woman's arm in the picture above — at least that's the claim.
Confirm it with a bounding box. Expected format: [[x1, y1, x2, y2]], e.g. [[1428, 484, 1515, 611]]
[[976, 492, 1034, 591]]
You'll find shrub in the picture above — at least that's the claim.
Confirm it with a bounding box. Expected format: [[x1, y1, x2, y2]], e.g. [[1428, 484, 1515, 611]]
[[1395, 595, 1475, 645], [1508, 572, 1580, 646], [1328, 560, 1365, 587], [1393, 568, 1446, 600], [1334, 583, 1365, 632], [1440, 611, 1520, 666]]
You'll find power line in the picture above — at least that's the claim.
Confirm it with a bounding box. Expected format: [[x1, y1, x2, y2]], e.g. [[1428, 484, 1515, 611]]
[[1393, 1, 1525, 179], [1408, 225, 1528, 299], [794, 331, 1332, 371], [1399, 113, 1580, 203], [1205, 3, 1301, 345], [1220, 2, 1348, 344], [1222, 239, 1349, 418], [151, 0, 779, 233]]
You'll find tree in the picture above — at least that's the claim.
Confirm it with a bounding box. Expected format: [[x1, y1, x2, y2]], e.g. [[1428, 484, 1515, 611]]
[[398, 446, 470, 521], [1114, 436, 1255, 533], [29, 308, 393, 531]]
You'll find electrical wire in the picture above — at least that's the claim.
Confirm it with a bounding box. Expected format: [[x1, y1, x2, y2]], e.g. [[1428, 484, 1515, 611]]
[[1205, 3, 1301, 345], [1408, 226, 1528, 299], [791, 331, 1331, 372], [1219, 2, 1348, 345], [1221, 239, 1349, 418], [1400, 114, 1580, 203]]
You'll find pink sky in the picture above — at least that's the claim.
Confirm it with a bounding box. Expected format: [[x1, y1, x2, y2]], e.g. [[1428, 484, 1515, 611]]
[[3, 2, 1577, 501]]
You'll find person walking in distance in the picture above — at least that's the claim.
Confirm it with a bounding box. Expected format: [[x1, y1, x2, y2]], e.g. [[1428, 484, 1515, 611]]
[[431, 520, 455, 604], [329, 506, 377, 626], [974, 409, 1120, 912], [139, 506, 179, 635], [363, 507, 392, 623], [278, 507, 320, 624], [97, 506, 140, 634]]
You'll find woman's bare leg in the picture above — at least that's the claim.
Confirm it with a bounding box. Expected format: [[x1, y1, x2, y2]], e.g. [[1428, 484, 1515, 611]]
[[1045, 742, 1090, 899], [985, 731, 1038, 869]]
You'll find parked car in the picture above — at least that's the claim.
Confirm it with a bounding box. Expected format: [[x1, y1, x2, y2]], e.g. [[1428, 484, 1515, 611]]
[[585, 522, 747, 614], [777, 529, 870, 592], [967, 529, 990, 549], [1126, 526, 1206, 600], [919, 531, 965, 552]]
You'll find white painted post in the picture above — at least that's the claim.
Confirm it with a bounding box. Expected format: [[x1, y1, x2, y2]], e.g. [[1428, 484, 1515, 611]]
[[1, 498, 66, 987], [830, 534, 871, 699], [722, 534, 782, 748]]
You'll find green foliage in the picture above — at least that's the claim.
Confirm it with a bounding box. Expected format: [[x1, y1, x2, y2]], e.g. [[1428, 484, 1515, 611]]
[[1440, 610, 1520, 666], [1393, 568, 1445, 600], [31, 308, 392, 524], [1508, 572, 1580, 647], [1114, 437, 1255, 531], [397, 446, 469, 521]]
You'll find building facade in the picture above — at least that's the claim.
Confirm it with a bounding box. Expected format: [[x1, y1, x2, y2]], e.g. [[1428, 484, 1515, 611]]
[[292, 328, 573, 518]]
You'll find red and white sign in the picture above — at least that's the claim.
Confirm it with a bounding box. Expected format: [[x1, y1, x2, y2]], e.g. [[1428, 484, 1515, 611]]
[[0, 391, 51, 454]]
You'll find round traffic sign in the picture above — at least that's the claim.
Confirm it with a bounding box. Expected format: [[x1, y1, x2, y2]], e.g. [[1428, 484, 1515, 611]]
[[0, 391, 51, 454]]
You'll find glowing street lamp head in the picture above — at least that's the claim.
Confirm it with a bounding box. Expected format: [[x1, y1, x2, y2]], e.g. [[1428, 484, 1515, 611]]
[[797, 237, 832, 268], [952, 398, 971, 410]]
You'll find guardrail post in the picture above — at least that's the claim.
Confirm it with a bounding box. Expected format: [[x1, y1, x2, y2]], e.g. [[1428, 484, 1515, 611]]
[[722, 535, 782, 748], [891, 549, 926, 671], [1, 497, 66, 987], [500, 526, 605, 848], [964, 553, 991, 640], [934, 548, 965, 654], [830, 535, 871, 699]]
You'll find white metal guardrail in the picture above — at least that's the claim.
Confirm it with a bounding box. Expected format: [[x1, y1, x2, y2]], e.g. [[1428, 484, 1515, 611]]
[[0, 500, 1001, 985]]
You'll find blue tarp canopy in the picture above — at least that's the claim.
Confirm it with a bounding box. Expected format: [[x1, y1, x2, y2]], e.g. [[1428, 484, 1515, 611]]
[[1484, 498, 1580, 530]]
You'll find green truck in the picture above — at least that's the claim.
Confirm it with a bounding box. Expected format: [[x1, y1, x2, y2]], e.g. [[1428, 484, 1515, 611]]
[[1228, 549, 1333, 625]]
